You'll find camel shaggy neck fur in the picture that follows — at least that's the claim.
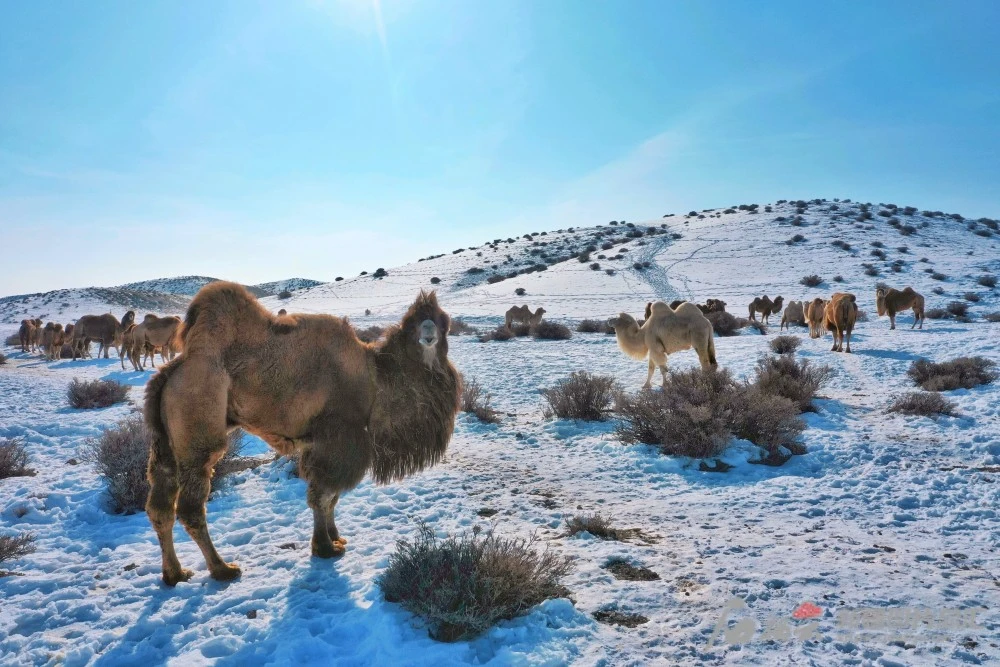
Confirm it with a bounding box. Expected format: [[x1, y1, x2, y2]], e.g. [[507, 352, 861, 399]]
[[144, 281, 460, 586]]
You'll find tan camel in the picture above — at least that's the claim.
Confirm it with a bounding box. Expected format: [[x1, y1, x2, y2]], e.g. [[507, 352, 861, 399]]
[[780, 301, 806, 331], [130, 314, 182, 370], [41, 323, 65, 361], [749, 296, 784, 324], [505, 305, 546, 329], [18, 320, 35, 353], [610, 301, 717, 389], [72, 311, 135, 360], [804, 298, 826, 339], [876, 286, 924, 330], [825, 293, 858, 353], [144, 282, 461, 586]]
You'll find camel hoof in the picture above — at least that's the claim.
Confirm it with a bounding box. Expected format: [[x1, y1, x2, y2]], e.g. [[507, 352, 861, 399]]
[[311, 539, 346, 559], [210, 562, 242, 581], [333, 537, 348, 547], [163, 567, 195, 587]]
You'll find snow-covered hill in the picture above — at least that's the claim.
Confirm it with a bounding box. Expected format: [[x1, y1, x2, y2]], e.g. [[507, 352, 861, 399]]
[[2, 198, 999, 665]]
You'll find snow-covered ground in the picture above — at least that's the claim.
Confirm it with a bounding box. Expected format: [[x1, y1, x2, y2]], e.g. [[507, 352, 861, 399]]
[[2, 199, 999, 665]]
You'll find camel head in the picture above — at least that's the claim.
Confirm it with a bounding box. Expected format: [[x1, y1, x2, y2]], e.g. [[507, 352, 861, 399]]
[[608, 312, 639, 332], [34, 318, 43, 327], [400, 290, 451, 369], [121, 310, 136, 328], [875, 288, 887, 316], [644, 302, 653, 320], [771, 296, 784, 314]]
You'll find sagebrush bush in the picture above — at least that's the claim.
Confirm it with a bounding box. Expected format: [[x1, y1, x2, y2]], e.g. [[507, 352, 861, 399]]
[[770, 336, 801, 355], [532, 321, 572, 340], [986, 312, 1000, 323], [0, 533, 36, 575], [67, 378, 130, 409], [430, 277, 441, 284], [542, 372, 620, 421], [461, 378, 501, 424], [277, 290, 292, 300], [354, 325, 385, 343], [800, 274, 823, 287], [978, 275, 997, 288], [0, 352, 6, 365], [515, 287, 527, 296], [908, 357, 997, 391], [565, 513, 637, 541], [887, 392, 957, 418], [946, 301, 968, 317], [0, 437, 34, 479], [728, 387, 804, 452], [448, 319, 477, 336], [4, 334, 19, 347], [378, 523, 571, 642], [925, 308, 949, 320], [752, 354, 832, 412], [963, 292, 980, 303], [706, 311, 742, 336], [576, 319, 613, 334]]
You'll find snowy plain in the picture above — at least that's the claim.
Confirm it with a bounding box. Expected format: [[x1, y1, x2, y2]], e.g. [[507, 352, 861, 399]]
[[1, 200, 999, 665]]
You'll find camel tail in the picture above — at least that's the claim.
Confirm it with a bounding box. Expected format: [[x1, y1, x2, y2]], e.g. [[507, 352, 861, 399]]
[[144, 359, 182, 470], [708, 335, 718, 368]]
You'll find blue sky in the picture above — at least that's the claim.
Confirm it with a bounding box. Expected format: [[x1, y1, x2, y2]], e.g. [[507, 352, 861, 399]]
[[2, 0, 998, 294]]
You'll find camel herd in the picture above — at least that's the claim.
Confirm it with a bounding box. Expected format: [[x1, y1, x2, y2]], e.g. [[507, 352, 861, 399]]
[[16, 311, 182, 371]]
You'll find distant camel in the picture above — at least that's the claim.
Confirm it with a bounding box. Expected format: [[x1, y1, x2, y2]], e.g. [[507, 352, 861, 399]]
[[144, 283, 460, 585], [876, 286, 924, 330], [668, 298, 727, 315], [804, 298, 826, 339], [505, 305, 545, 329], [73, 311, 135, 360], [780, 300, 806, 331], [130, 314, 182, 370], [825, 293, 858, 353], [610, 301, 717, 389], [42, 323, 65, 361], [749, 295, 784, 324], [18, 320, 35, 353]]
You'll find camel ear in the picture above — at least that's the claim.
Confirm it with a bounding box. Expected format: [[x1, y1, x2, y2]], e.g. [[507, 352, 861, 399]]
[[437, 311, 450, 333]]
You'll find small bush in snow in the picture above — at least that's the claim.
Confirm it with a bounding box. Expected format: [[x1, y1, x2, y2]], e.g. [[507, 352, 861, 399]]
[[800, 274, 823, 287], [532, 321, 572, 340], [565, 513, 639, 541], [908, 357, 997, 392], [430, 277, 441, 284], [963, 292, 980, 303], [378, 523, 571, 642], [354, 325, 384, 343], [887, 392, 957, 418], [479, 326, 513, 342], [0, 352, 6, 365], [82, 414, 151, 513], [461, 378, 501, 424], [515, 287, 527, 296], [67, 378, 130, 409], [770, 335, 801, 355], [985, 312, 1000, 323], [925, 308, 949, 320], [978, 275, 996, 288], [931, 272, 948, 281], [932, 286, 945, 295], [277, 290, 292, 300], [946, 301, 968, 317], [0, 533, 36, 576], [576, 319, 614, 334], [542, 371, 620, 421], [0, 437, 34, 479], [752, 354, 832, 412], [448, 319, 477, 336], [706, 311, 741, 336]]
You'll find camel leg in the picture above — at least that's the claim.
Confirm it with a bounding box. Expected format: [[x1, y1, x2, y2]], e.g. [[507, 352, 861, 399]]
[[643, 358, 656, 390], [889, 313, 896, 330], [845, 329, 852, 353], [146, 451, 189, 586], [307, 482, 345, 558], [325, 494, 348, 549], [831, 328, 839, 352], [175, 446, 241, 582]]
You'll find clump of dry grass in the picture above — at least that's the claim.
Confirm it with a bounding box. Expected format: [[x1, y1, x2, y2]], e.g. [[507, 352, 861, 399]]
[[542, 372, 620, 421], [448, 319, 477, 336], [887, 392, 957, 418], [565, 513, 642, 542], [354, 325, 385, 343], [378, 523, 572, 642], [531, 321, 572, 340], [770, 335, 801, 355], [0, 437, 35, 479], [752, 354, 833, 412], [576, 319, 614, 334], [461, 378, 501, 424], [0, 533, 36, 577], [67, 378, 130, 409], [907, 357, 997, 391]]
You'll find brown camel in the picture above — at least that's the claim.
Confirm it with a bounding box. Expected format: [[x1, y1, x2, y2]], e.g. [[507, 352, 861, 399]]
[[41, 323, 65, 361], [876, 286, 924, 330], [72, 311, 135, 360], [144, 282, 460, 586], [824, 293, 858, 353], [18, 320, 35, 353], [748, 296, 784, 324], [130, 314, 182, 370], [610, 301, 717, 389], [667, 298, 727, 315], [804, 298, 826, 339], [780, 301, 806, 331], [505, 305, 546, 329]]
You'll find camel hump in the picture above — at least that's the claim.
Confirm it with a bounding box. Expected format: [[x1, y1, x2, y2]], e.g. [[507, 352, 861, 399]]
[[184, 281, 266, 349]]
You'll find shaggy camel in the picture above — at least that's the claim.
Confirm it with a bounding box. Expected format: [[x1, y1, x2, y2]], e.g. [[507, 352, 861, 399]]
[[72, 311, 135, 360], [610, 301, 717, 389], [120, 323, 154, 371], [130, 314, 182, 370], [825, 293, 858, 353], [668, 298, 727, 315], [41, 323, 65, 361], [748, 296, 784, 324], [18, 319, 35, 353], [780, 300, 806, 331], [144, 282, 461, 586], [804, 298, 826, 339], [505, 305, 546, 329], [876, 286, 924, 330]]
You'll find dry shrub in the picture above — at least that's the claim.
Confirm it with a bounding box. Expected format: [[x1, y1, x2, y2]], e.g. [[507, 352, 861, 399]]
[[925, 308, 950, 320], [946, 301, 968, 317], [5, 334, 20, 347], [986, 312, 1000, 323], [963, 292, 981, 303], [576, 319, 614, 334], [461, 378, 501, 424], [479, 326, 513, 343], [728, 387, 805, 453], [706, 311, 745, 336], [448, 319, 477, 336], [532, 321, 572, 340], [770, 335, 801, 355], [0, 352, 6, 365], [67, 378, 130, 409], [908, 357, 997, 391], [752, 354, 832, 412], [888, 392, 957, 418], [378, 523, 571, 642], [0, 437, 35, 479], [355, 325, 385, 343], [542, 371, 620, 421], [978, 275, 997, 288], [565, 513, 638, 541], [800, 274, 823, 287], [0, 533, 36, 576]]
